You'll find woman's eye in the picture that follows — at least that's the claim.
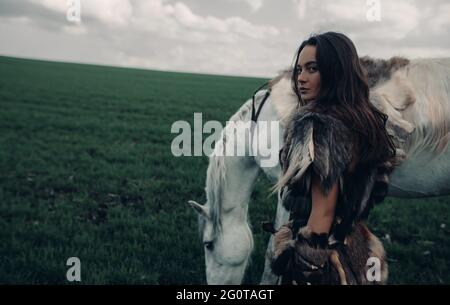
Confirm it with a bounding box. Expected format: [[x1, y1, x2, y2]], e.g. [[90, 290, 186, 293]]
[[296, 66, 317, 74]]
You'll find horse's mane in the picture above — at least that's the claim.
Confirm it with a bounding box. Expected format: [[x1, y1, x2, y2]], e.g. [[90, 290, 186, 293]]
[[202, 96, 261, 233], [402, 58, 450, 158]]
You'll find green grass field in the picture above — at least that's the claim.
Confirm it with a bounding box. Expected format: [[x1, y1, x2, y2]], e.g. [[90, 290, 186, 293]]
[[1, 55, 449, 284]]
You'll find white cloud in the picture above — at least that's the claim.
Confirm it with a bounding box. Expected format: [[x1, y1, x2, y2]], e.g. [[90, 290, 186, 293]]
[[292, 0, 307, 19], [31, 0, 133, 26], [30, 0, 276, 40], [172, 2, 200, 28], [322, 0, 420, 34], [63, 23, 87, 35], [132, 0, 278, 42], [324, 0, 366, 21], [244, 0, 263, 12], [225, 16, 278, 38], [227, 0, 263, 12], [379, 1, 420, 39], [365, 45, 450, 59], [5, 16, 32, 25], [429, 3, 450, 34], [2, 0, 449, 77], [290, 0, 421, 41], [30, 0, 67, 13], [83, 0, 133, 27]]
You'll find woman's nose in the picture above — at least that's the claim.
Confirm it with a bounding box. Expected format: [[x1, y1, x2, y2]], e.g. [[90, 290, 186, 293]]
[[298, 70, 307, 84]]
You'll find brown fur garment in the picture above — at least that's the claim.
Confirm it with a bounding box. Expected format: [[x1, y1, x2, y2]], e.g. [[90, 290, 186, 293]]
[[360, 56, 410, 88], [276, 107, 398, 230], [272, 222, 388, 285]]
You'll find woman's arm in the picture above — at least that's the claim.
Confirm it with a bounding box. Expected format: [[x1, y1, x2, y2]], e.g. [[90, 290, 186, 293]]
[[307, 172, 339, 235]]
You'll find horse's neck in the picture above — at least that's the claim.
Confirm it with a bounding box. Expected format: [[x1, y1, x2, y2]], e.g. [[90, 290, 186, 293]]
[[251, 93, 284, 182], [384, 59, 450, 197], [208, 99, 262, 221], [221, 156, 260, 214]]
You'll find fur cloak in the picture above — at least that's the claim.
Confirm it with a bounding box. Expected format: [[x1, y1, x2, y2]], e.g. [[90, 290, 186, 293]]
[[270, 107, 396, 284], [275, 107, 398, 240]]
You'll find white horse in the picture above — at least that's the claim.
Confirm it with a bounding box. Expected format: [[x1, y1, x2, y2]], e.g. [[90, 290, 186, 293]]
[[189, 58, 450, 284]]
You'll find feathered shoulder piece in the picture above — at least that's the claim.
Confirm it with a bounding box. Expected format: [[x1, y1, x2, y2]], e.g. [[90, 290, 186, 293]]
[[275, 109, 355, 197]]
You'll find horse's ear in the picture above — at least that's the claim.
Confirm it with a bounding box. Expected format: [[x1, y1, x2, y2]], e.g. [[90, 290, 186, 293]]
[[188, 200, 209, 218]]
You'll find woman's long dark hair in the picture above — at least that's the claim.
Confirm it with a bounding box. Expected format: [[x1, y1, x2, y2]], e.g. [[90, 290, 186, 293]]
[[292, 31, 396, 166]]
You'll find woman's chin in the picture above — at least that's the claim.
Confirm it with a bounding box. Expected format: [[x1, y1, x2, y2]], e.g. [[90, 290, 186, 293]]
[[301, 96, 315, 103]]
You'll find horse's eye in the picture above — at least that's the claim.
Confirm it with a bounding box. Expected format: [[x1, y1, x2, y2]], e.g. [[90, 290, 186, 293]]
[[203, 241, 214, 251]]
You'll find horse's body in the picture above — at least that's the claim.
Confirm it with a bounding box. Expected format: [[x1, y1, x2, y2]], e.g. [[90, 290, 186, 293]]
[[189, 58, 450, 284]]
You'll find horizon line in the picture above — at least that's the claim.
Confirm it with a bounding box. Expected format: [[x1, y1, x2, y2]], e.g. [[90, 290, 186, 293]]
[[0, 53, 272, 80]]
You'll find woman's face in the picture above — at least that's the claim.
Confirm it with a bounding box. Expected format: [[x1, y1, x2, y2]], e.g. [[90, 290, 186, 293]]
[[296, 45, 321, 103]]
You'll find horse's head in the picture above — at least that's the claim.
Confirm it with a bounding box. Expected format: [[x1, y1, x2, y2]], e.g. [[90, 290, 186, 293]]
[[188, 200, 253, 284]]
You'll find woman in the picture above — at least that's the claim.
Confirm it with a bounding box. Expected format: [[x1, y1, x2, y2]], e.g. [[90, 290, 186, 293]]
[[270, 32, 397, 284]]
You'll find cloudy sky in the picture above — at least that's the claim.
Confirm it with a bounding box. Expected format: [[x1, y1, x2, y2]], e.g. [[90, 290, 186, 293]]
[[1, 0, 449, 77]]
